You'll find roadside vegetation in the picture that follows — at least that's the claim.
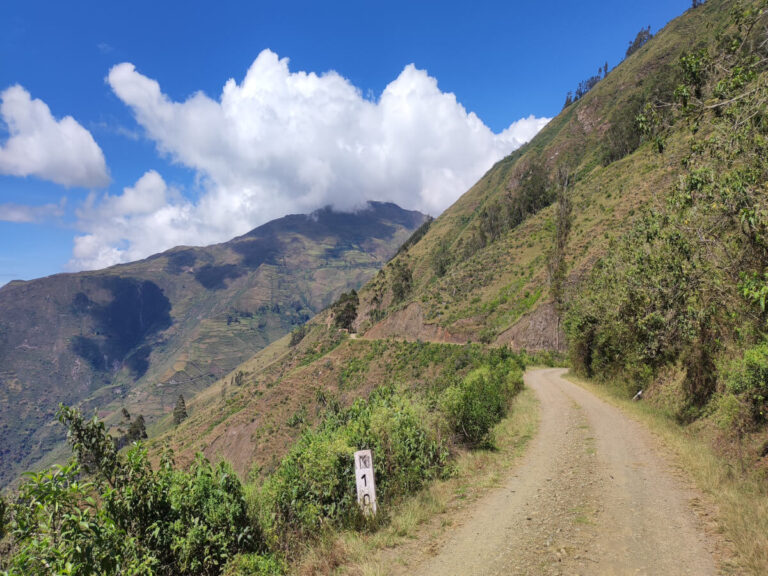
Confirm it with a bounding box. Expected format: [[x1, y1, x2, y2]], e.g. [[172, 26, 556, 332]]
[[566, 0, 768, 463], [560, 4, 768, 569], [0, 344, 526, 575]]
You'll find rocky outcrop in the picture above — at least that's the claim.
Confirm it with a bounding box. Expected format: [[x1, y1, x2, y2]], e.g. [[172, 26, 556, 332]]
[[496, 301, 566, 352]]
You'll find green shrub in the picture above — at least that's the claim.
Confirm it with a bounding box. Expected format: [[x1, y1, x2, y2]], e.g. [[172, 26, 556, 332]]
[[343, 390, 449, 499], [3, 407, 255, 576], [441, 358, 523, 447], [253, 389, 448, 551], [724, 342, 768, 424], [390, 260, 413, 303], [255, 427, 356, 550], [289, 325, 308, 346], [332, 291, 358, 331], [431, 240, 452, 277], [223, 553, 285, 576], [168, 456, 253, 575]]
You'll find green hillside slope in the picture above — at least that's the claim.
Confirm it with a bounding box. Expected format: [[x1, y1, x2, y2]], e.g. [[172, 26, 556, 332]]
[[355, 2, 730, 349], [0, 202, 426, 488]]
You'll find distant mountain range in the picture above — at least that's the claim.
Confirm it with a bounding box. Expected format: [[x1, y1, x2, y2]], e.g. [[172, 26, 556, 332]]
[[0, 201, 427, 488]]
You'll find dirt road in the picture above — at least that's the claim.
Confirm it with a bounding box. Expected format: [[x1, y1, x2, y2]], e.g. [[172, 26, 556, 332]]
[[412, 368, 719, 576]]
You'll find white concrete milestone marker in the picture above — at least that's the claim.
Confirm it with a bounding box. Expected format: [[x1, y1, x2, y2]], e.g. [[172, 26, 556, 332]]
[[354, 449, 377, 516]]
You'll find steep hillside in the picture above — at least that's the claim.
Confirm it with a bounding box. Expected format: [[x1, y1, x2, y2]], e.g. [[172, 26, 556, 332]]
[[357, 0, 768, 463], [156, 0, 768, 477], [0, 202, 426, 488], [355, 1, 728, 349]]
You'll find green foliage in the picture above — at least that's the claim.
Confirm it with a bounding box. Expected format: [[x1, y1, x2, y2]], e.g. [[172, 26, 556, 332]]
[[394, 217, 433, 257], [723, 342, 768, 424], [567, 1, 768, 420], [167, 456, 253, 575], [602, 97, 645, 165], [6, 461, 153, 576], [636, 101, 668, 153], [463, 158, 554, 255], [677, 49, 710, 103], [173, 395, 188, 426], [564, 205, 722, 404], [740, 270, 768, 316], [223, 553, 284, 576], [332, 290, 359, 331], [127, 414, 148, 442], [431, 240, 452, 278], [390, 260, 413, 303], [286, 404, 307, 428], [253, 388, 448, 550], [441, 352, 524, 447], [626, 26, 653, 58], [233, 370, 246, 387], [0, 495, 6, 540], [3, 407, 255, 576], [289, 325, 308, 346]]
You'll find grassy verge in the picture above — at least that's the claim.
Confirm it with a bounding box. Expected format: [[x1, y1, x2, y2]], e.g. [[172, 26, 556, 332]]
[[294, 387, 539, 576], [564, 372, 768, 575]]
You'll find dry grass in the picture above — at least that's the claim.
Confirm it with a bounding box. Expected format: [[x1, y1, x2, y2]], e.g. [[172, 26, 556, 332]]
[[565, 372, 768, 575], [292, 387, 539, 575]]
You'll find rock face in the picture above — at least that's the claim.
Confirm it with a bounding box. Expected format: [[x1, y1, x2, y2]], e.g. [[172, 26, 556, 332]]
[[0, 202, 427, 489], [496, 302, 567, 353]]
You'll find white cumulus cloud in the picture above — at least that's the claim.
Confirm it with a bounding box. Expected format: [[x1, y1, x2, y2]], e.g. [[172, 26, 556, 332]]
[[72, 170, 200, 270], [73, 51, 549, 271], [0, 85, 109, 188]]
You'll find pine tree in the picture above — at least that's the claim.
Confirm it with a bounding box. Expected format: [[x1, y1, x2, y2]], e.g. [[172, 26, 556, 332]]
[[127, 414, 147, 441], [173, 394, 188, 425]]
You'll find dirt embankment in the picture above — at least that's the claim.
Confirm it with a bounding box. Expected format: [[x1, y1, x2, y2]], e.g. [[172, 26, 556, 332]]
[[495, 302, 566, 353], [363, 303, 467, 343], [363, 300, 566, 353]]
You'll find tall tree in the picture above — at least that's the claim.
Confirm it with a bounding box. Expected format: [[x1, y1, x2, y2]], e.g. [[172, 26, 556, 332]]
[[173, 394, 188, 425], [626, 26, 652, 58], [127, 414, 147, 441], [333, 289, 359, 331]]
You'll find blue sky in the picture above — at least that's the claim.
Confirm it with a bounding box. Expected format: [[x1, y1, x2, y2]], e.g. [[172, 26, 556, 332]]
[[0, 0, 691, 285]]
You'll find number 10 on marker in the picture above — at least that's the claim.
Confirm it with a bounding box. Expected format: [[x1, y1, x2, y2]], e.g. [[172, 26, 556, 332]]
[[354, 449, 377, 516]]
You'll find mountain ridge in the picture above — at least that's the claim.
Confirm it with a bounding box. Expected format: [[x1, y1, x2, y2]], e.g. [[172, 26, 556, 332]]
[[0, 201, 427, 488]]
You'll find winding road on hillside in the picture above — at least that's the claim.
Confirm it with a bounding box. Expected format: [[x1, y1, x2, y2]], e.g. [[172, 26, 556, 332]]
[[410, 368, 720, 576]]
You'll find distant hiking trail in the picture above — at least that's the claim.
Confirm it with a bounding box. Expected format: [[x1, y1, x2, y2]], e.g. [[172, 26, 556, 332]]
[[407, 368, 720, 576]]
